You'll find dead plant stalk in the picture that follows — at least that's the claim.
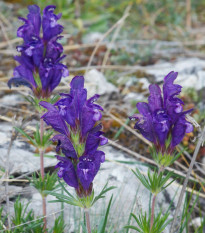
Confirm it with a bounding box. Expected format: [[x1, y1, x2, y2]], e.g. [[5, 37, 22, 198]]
[[85, 10, 130, 74], [170, 126, 205, 233]]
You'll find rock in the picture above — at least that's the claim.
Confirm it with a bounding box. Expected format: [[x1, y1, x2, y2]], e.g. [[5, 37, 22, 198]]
[[146, 57, 205, 90], [190, 217, 203, 229], [83, 32, 104, 44], [0, 94, 24, 106], [138, 77, 150, 90], [123, 92, 144, 102], [0, 185, 23, 203], [85, 69, 118, 97], [0, 123, 56, 175]]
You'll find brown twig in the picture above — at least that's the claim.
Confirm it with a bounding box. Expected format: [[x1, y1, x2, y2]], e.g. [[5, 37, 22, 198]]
[[186, 0, 192, 29], [39, 118, 47, 231], [5, 116, 22, 230], [85, 11, 130, 74], [0, 37, 21, 49], [101, 5, 131, 73], [170, 126, 205, 233], [0, 19, 12, 49], [108, 113, 152, 146]]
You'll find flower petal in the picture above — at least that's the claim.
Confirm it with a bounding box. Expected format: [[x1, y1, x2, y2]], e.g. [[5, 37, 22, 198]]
[[52, 134, 77, 158], [77, 156, 96, 190], [148, 84, 163, 112], [42, 5, 63, 41], [153, 110, 170, 146], [40, 101, 69, 136], [171, 115, 192, 147], [56, 155, 78, 188], [163, 71, 182, 106]]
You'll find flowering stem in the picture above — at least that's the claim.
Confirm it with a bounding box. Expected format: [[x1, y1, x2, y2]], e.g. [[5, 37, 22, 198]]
[[150, 194, 156, 231], [42, 195, 47, 230], [150, 166, 163, 231], [40, 117, 45, 180], [40, 148, 45, 180], [84, 208, 91, 233], [40, 118, 47, 231]]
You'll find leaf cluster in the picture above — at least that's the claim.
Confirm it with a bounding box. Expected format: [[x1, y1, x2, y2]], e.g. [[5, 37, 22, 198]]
[[124, 210, 172, 233], [14, 124, 53, 150], [132, 168, 175, 195], [50, 215, 66, 233], [12, 197, 44, 233], [25, 95, 59, 113], [0, 207, 7, 231], [150, 146, 182, 167], [30, 172, 59, 196], [45, 180, 116, 209]]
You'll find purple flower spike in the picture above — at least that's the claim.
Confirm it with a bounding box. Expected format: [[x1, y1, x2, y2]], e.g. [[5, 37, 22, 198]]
[[8, 4, 68, 98], [40, 76, 107, 195], [130, 71, 193, 155]]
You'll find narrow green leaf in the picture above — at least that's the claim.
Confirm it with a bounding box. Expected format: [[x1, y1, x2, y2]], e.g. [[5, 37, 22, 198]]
[[98, 195, 113, 233], [14, 127, 38, 147]]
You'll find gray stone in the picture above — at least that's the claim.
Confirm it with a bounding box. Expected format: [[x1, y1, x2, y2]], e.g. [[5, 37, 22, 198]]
[[84, 69, 118, 97], [0, 123, 56, 175], [146, 57, 205, 90], [83, 32, 104, 44], [0, 94, 24, 106], [0, 185, 23, 203]]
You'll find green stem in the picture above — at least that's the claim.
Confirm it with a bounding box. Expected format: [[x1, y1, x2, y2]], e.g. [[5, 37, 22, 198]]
[[61, 185, 64, 220], [150, 166, 163, 231], [84, 208, 91, 233], [40, 118, 47, 231], [150, 194, 156, 231]]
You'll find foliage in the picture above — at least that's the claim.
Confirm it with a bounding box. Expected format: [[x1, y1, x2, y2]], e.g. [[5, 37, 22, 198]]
[[132, 168, 175, 195], [150, 146, 183, 167], [93, 195, 113, 233], [50, 215, 66, 233], [14, 124, 53, 150], [31, 172, 59, 196], [45, 180, 116, 209], [0, 207, 7, 231], [124, 210, 172, 233], [11, 197, 44, 233], [25, 95, 60, 113]]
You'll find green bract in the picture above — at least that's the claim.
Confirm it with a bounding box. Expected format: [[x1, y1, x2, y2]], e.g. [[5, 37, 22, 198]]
[[150, 146, 183, 168], [25, 94, 60, 113]]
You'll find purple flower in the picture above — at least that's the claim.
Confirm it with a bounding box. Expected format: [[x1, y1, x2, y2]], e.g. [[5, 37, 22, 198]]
[[130, 71, 193, 154], [42, 6, 63, 41], [8, 4, 68, 98], [40, 76, 107, 195]]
